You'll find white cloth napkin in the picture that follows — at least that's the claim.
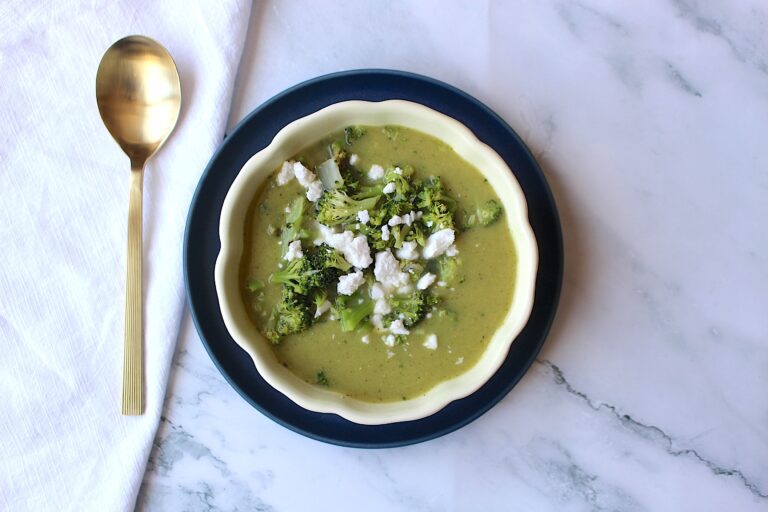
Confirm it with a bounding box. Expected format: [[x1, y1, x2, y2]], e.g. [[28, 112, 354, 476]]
[[0, 1, 251, 510]]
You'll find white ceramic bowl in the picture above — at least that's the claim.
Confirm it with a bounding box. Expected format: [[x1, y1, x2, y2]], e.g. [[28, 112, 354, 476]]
[[215, 100, 538, 425]]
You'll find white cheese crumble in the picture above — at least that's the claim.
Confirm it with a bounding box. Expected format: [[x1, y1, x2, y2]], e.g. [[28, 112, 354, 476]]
[[381, 225, 390, 241], [293, 161, 324, 202], [372, 314, 384, 329], [402, 211, 417, 226], [395, 241, 419, 261], [423, 228, 456, 259], [387, 350, 395, 359], [283, 240, 303, 261], [394, 167, 403, 175], [437, 280, 447, 287], [389, 319, 410, 336], [357, 210, 370, 224], [361, 334, 370, 344], [337, 270, 365, 295], [283, 206, 291, 214], [382, 182, 396, 194], [276, 161, 295, 185], [313, 222, 338, 245], [445, 244, 459, 257], [369, 164, 385, 180], [388, 215, 403, 227], [456, 357, 464, 365], [322, 230, 373, 269], [423, 334, 438, 350], [416, 272, 437, 290], [383, 334, 396, 347], [374, 250, 410, 290], [314, 300, 331, 319], [349, 154, 360, 166]]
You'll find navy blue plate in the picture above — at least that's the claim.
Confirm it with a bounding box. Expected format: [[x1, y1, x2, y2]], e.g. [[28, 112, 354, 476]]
[[184, 70, 562, 448]]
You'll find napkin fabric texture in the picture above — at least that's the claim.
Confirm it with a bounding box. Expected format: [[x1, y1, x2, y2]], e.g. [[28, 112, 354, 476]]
[[0, 1, 251, 510]]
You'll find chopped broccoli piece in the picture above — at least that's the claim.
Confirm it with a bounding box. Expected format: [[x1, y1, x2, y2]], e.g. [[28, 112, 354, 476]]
[[436, 256, 463, 285], [421, 201, 455, 231], [269, 257, 328, 294], [264, 288, 312, 343], [384, 291, 439, 328], [416, 176, 457, 231], [316, 189, 380, 226], [383, 166, 413, 199], [280, 196, 309, 257], [245, 278, 265, 292], [316, 370, 329, 386], [461, 199, 503, 229], [435, 308, 458, 321], [316, 158, 344, 190], [382, 125, 403, 141], [334, 294, 375, 332], [344, 126, 367, 145], [306, 244, 352, 273]]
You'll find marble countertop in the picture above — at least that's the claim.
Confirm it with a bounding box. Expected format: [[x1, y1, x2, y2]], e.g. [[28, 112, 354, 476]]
[[137, 1, 768, 510]]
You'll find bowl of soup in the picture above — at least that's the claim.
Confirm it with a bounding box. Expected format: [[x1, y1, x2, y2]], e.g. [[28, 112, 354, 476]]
[[215, 100, 538, 424]]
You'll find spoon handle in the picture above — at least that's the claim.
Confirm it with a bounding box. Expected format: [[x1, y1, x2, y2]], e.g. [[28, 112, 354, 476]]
[[122, 166, 144, 415]]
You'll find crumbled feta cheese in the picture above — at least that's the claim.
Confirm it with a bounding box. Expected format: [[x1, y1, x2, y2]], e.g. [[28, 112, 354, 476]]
[[395, 241, 419, 261], [394, 167, 403, 175], [423, 228, 456, 259], [314, 300, 331, 319], [323, 230, 372, 269], [361, 335, 370, 344], [416, 272, 437, 290], [381, 225, 390, 241], [456, 357, 464, 365], [425, 220, 434, 227], [388, 215, 403, 227], [374, 250, 410, 290], [305, 180, 324, 202], [423, 334, 438, 350], [283, 240, 303, 261], [382, 182, 397, 194], [276, 161, 295, 185], [374, 298, 391, 315], [372, 314, 384, 329], [383, 334, 396, 347], [283, 206, 291, 214], [402, 211, 417, 226], [397, 284, 413, 295], [292, 162, 314, 187], [357, 210, 370, 224], [445, 244, 459, 257], [437, 281, 447, 287], [426, 312, 433, 319], [387, 350, 395, 359], [369, 283, 385, 300], [314, 223, 339, 245], [369, 164, 385, 180], [415, 211, 424, 220], [389, 319, 410, 336], [293, 161, 324, 202], [337, 270, 365, 295], [349, 154, 360, 166]]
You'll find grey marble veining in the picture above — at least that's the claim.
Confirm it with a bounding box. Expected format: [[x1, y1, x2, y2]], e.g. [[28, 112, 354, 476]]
[[138, 1, 768, 510]]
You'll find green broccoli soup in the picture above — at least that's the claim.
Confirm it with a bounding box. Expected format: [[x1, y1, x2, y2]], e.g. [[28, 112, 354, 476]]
[[240, 125, 516, 402]]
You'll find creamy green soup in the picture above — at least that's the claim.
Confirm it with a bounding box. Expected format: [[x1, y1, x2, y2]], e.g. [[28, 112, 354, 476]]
[[240, 125, 516, 402]]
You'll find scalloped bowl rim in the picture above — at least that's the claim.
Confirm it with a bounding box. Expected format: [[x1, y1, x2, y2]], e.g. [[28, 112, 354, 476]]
[[215, 100, 538, 425]]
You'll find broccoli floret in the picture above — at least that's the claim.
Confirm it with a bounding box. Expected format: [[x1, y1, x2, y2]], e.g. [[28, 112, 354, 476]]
[[384, 291, 439, 328], [421, 201, 455, 231], [383, 166, 413, 199], [280, 196, 309, 257], [382, 125, 403, 141], [316, 189, 380, 226], [264, 288, 312, 343], [334, 294, 375, 332], [245, 278, 265, 292], [436, 256, 463, 285], [461, 199, 503, 229], [269, 257, 328, 293], [344, 126, 367, 145], [316, 370, 330, 386], [306, 244, 352, 273]]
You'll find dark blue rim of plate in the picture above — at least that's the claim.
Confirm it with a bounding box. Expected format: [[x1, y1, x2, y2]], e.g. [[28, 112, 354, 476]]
[[184, 69, 563, 448]]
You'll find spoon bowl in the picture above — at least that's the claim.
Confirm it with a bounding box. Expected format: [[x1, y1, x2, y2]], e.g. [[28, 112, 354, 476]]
[[96, 35, 181, 415]]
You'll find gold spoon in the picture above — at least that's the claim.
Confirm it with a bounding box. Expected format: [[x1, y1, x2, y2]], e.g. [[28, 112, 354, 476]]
[[96, 36, 181, 415]]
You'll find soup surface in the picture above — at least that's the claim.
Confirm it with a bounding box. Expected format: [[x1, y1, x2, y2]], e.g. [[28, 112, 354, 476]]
[[241, 125, 516, 402]]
